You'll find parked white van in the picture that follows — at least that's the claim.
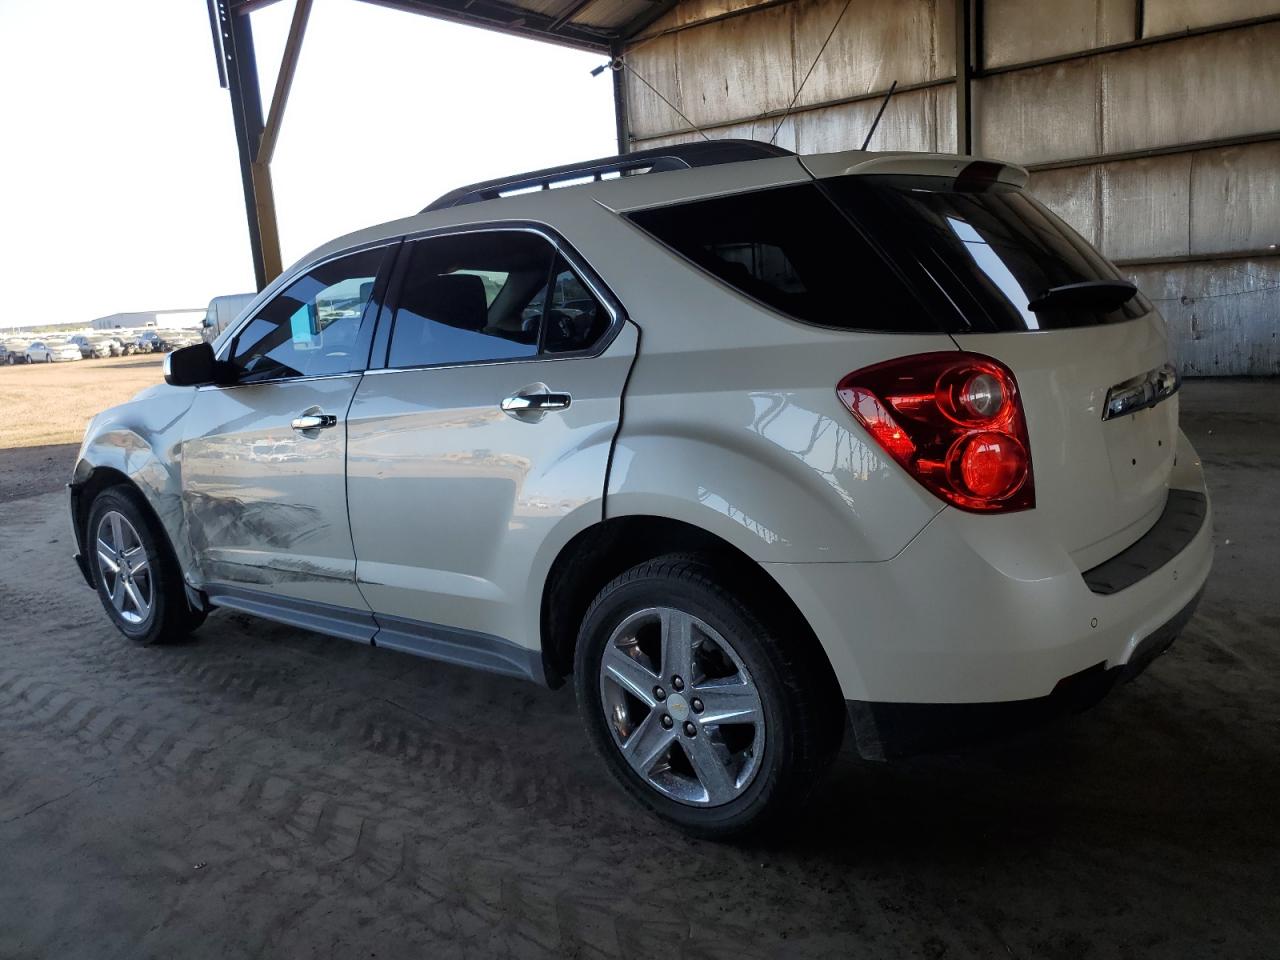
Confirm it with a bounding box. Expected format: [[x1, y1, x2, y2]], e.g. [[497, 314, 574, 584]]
[[200, 293, 256, 344]]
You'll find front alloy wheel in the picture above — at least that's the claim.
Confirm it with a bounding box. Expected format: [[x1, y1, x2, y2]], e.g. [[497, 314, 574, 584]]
[[95, 510, 154, 624], [86, 485, 205, 644]]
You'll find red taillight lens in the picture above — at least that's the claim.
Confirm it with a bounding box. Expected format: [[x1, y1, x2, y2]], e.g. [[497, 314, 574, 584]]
[[837, 353, 1035, 512], [950, 431, 1028, 500]]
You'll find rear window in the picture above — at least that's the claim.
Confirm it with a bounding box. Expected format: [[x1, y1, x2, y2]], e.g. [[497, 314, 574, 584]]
[[625, 183, 939, 333], [626, 175, 1151, 334], [825, 174, 1152, 331]]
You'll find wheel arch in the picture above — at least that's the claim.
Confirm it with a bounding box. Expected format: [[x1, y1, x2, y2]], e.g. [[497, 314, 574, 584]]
[[71, 458, 191, 595], [539, 514, 842, 708]]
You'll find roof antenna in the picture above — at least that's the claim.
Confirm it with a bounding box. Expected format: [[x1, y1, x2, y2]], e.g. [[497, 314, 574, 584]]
[[860, 80, 898, 151]]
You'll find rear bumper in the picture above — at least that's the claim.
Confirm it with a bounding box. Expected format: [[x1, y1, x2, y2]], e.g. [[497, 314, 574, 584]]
[[845, 586, 1202, 758], [764, 431, 1213, 739]]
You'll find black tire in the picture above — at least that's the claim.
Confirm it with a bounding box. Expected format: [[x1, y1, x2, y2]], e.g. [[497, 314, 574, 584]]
[[86, 485, 206, 645], [574, 553, 843, 839]]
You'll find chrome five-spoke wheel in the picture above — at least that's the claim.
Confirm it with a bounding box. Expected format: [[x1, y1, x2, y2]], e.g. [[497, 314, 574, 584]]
[[95, 510, 154, 625], [599, 606, 765, 806]]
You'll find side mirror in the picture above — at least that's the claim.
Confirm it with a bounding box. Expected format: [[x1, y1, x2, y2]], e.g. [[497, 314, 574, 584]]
[[164, 342, 226, 386]]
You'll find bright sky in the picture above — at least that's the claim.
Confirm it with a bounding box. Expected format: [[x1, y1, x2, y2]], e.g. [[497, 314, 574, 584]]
[[0, 0, 615, 328]]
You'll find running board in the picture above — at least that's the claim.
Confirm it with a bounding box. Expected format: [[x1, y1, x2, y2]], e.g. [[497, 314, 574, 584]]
[[202, 583, 544, 684]]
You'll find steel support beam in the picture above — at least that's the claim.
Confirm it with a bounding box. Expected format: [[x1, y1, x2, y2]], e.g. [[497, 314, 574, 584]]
[[213, 0, 284, 293], [610, 46, 629, 154], [954, 0, 974, 155], [222, 1, 283, 289], [258, 0, 312, 165], [206, 0, 229, 87], [356, 0, 609, 52], [1022, 130, 1280, 172], [626, 77, 953, 145]]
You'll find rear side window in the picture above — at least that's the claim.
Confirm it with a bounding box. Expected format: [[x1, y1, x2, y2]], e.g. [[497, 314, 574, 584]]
[[826, 175, 1153, 331], [387, 231, 611, 368], [529, 255, 613, 354], [625, 184, 938, 333]]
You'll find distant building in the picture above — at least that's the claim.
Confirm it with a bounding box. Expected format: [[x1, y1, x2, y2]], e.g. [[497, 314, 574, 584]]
[[91, 309, 204, 331]]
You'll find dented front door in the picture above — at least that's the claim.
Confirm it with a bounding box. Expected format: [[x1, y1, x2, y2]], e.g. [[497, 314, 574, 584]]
[[180, 375, 368, 609]]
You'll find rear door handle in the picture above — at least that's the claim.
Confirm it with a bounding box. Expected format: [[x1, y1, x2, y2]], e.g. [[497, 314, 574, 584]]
[[291, 413, 338, 432], [500, 392, 572, 413]]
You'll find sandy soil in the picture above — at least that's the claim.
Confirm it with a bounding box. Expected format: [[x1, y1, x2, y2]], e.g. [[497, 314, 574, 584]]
[[0, 381, 1276, 958]]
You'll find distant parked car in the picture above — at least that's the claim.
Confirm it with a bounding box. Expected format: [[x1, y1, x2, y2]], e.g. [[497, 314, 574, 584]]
[[109, 334, 139, 356], [68, 334, 114, 359], [2, 339, 31, 364], [26, 339, 82, 363], [164, 332, 201, 351], [135, 330, 168, 353], [92, 336, 119, 358]]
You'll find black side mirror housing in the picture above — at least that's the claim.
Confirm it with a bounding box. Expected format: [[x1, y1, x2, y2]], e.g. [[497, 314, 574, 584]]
[[164, 342, 231, 387]]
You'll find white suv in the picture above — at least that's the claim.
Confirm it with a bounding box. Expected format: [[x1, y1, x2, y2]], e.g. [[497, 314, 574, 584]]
[[70, 142, 1212, 837]]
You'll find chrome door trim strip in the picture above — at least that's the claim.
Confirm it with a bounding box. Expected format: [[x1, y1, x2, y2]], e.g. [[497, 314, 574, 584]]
[[194, 371, 363, 392]]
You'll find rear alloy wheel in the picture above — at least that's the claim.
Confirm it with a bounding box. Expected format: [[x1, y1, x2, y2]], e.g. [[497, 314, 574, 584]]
[[599, 607, 765, 807], [576, 554, 842, 839], [87, 486, 205, 644]]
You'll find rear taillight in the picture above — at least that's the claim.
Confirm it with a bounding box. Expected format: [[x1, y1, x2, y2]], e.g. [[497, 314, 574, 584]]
[[837, 353, 1035, 512]]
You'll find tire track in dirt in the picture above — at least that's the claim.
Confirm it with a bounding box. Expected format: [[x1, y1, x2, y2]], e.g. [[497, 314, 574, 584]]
[[0, 663, 827, 959]]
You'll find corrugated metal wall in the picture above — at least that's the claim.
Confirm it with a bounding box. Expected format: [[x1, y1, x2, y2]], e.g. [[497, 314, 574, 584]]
[[618, 0, 1280, 375]]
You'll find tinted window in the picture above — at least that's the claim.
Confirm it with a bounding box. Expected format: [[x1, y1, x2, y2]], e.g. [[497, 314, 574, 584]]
[[389, 232, 603, 368], [527, 255, 611, 354], [231, 247, 383, 382], [826, 175, 1152, 331], [626, 184, 937, 332]]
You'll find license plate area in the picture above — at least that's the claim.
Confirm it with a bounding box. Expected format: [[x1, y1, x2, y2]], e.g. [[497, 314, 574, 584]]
[[1104, 401, 1176, 501]]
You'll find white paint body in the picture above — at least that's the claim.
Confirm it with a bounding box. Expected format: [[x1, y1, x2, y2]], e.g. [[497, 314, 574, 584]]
[[73, 147, 1212, 706]]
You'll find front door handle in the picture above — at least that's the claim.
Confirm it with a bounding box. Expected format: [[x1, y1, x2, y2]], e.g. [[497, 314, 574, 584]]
[[500, 392, 572, 414], [291, 413, 338, 432]]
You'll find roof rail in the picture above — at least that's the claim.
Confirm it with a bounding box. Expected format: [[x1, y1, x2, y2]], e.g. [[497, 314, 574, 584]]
[[421, 139, 796, 212]]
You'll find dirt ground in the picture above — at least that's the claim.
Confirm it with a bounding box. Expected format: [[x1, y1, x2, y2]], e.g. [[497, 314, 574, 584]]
[[0, 379, 1277, 959], [0, 354, 165, 450], [0, 354, 164, 503]]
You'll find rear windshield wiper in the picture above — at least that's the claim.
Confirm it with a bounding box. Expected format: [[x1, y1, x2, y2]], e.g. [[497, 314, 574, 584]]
[[1027, 280, 1137, 313]]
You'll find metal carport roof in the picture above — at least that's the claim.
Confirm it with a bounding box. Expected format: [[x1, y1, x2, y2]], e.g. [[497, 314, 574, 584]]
[[209, 0, 653, 290], [228, 0, 672, 53]]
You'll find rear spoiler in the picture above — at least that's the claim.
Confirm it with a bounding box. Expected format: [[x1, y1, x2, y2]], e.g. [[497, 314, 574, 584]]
[[800, 151, 1029, 189]]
